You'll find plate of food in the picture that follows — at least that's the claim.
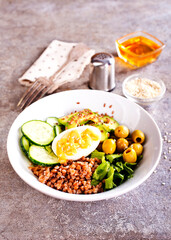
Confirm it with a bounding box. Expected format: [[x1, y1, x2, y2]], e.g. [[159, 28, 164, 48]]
[[7, 90, 162, 201]]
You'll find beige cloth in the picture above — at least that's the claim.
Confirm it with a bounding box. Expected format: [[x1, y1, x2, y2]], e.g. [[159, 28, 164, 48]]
[[18, 40, 95, 87]]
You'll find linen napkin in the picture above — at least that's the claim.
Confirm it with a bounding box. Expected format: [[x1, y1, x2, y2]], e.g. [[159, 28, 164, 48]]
[[18, 40, 95, 89]]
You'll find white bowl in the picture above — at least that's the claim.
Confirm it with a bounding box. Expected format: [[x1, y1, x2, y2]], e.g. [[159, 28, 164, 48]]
[[122, 74, 166, 106], [7, 90, 162, 202]]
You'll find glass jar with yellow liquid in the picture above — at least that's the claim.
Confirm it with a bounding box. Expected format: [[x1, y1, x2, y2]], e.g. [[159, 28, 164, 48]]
[[115, 31, 165, 68]]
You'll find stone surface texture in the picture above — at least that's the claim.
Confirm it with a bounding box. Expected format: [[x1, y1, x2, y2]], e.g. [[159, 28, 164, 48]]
[[0, 0, 171, 239]]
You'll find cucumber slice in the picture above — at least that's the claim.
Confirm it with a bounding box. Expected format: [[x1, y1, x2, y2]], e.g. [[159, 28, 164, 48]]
[[20, 136, 30, 156], [44, 145, 53, 154], [29, 145, 59, 166], [46, 117, 59, 127], [21, 120, 55, 146], [54, 125, 62, 136]]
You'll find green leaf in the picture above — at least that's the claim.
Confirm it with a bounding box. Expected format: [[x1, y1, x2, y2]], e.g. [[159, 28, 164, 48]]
[[93, 160, 110, 181], [105, 166, 115, 190], [123, 163, 134, 174], [116, 161, 124, 170], [114, 166, 122, 172], [125, 162, 137, 167], [91, 179, 100, 186], [114, 172, 124, 185], [101, 155, 106, 163], [91, 150, 105, 160], [106, 154, 123, 163], [112, 161, 124, 172], [127, 174, 133, 179]]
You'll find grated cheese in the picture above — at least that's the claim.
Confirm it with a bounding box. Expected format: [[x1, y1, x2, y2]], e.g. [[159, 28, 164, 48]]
[[125, 77, 162, 99]]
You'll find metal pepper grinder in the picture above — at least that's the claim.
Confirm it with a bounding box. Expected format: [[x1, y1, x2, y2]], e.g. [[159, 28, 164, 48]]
[[89, 52, 115, 91]]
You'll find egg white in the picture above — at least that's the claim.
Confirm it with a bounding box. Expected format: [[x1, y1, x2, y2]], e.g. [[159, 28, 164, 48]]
[[52, 125, 101, 161]]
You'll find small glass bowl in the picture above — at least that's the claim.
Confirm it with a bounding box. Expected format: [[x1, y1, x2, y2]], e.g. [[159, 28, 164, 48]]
[[115, 31, 165, 67], [122, 74, 166, 106]]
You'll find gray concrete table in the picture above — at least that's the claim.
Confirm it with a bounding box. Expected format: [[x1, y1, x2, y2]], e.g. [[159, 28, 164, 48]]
[[1, 1, 171, 239]]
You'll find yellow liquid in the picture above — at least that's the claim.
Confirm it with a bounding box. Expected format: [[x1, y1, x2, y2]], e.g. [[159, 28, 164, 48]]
[[118, 36, 162, 67]]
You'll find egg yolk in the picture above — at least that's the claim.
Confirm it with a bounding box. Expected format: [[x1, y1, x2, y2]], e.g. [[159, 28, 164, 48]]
[[56, 129, 99, 161]]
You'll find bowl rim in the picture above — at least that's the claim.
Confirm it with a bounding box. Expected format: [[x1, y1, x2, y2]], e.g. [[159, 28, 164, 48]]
[[122, 74, 166, 103], [7, 89, 163, 202], [115, 31, 165, 58]]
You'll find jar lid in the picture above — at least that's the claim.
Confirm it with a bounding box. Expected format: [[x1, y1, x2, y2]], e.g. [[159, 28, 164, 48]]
[[91, 52, 114, 65], [89, 52, 115, 91]]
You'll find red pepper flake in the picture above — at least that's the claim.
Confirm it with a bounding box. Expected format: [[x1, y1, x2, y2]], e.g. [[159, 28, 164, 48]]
[[103, 103, 106, 107], [76, 102, 80, 104], [109, 105, 112, 108], [112, 111, 114, 114]]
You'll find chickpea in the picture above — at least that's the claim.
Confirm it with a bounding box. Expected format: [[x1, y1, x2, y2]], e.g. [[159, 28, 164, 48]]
[[114, 125, 129, 138], [130, 143, 143, 156], [132, 130, 145, 144], [116, 138, 129, 153], [123, 148, 137, 163], [102, 139, 116, 154]]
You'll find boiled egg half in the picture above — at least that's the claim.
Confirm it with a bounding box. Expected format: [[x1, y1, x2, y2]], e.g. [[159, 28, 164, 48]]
[[52, 126, 101, 161]]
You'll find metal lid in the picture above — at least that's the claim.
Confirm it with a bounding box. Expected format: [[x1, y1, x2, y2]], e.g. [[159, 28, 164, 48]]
[[91, 52, 114, 65], [89, 52, 115, 91]]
